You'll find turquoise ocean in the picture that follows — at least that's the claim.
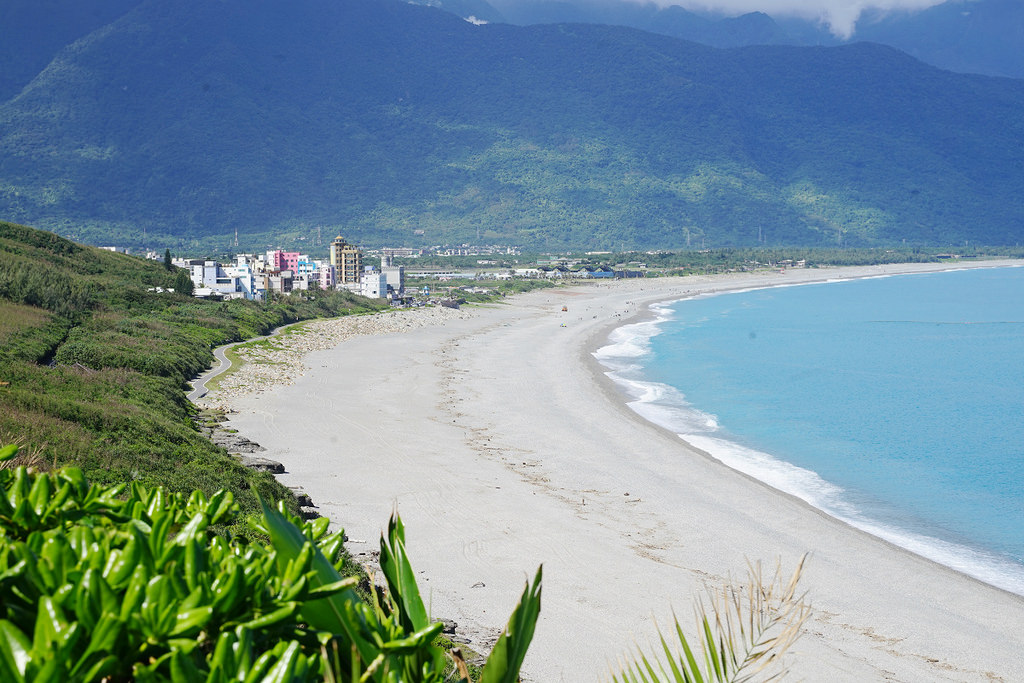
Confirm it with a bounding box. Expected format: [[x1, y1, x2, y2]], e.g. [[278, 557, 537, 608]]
[[594, 266, 1024, 595]]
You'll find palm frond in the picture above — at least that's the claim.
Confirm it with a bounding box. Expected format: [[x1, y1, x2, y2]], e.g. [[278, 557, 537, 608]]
[[609, 555, 810, 683]]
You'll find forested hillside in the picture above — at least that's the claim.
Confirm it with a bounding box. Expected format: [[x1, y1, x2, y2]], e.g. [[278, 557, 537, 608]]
[[1, 0, 1023, 251], [0, 0, 142, 101]]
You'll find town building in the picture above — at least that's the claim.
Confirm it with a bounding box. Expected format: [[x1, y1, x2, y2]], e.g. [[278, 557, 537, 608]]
[[379, 247, 422, 259], [174, 258, 252, 299], [381, 254, 405, 294], [317, 265, 335, 291], [330, 236, 362, 284], [269, 250, 301, 272], [223, 256, 258, 298], [360, 271, 387, 299], [172, 238, 388, 300]]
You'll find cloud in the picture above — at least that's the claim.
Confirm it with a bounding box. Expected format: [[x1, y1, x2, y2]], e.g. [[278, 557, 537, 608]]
[[659, 0, 953, 39]]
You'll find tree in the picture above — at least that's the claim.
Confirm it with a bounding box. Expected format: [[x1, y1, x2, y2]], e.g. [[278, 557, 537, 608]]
[[173, 268, 193, 295], [163, 248, 172, 270]]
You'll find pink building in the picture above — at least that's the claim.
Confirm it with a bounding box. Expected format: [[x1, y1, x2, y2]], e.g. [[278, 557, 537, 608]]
[[269, 250, 301, 272], [317, 265, 335, 290]]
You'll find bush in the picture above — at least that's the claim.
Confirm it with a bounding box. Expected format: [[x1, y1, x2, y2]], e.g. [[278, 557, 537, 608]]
[[0, 444, 541, 682]]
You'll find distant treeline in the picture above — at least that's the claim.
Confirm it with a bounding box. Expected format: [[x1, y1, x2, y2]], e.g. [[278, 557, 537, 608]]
[[639, 246, 1024, 273], [397, 246, 1024, 272]]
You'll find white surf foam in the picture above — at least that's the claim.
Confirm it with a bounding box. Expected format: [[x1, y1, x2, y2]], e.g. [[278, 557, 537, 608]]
[[594, 297, 1024, 597], [682, 434, 1024, 595]]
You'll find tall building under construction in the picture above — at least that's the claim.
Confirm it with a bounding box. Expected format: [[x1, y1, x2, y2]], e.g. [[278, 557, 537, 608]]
[[330, 235, 361, 284]]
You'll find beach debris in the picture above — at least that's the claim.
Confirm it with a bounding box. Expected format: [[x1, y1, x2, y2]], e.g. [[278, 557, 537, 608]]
[[194, 306, 477, 405], [451, 648, 473, 681]]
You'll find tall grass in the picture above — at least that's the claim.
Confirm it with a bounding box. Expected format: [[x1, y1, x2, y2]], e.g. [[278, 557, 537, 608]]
[[0, 301, 51, 341]]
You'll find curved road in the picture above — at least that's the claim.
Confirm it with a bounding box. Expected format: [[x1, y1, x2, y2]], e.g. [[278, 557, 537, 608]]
[[187, 324, 295, 403], [187, 343, 238, 403]]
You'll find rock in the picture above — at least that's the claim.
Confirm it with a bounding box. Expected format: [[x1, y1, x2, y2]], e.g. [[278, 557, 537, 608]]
[[236, 455, 285, 473], [299, 507, 321, 520], [211, 432, 266, 454]]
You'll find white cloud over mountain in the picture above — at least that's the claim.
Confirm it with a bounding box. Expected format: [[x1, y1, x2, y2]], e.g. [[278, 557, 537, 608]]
[[655, 0, 954, 38]]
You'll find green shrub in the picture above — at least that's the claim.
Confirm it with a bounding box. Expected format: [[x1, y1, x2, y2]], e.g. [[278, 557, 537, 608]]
[[0, 445, 541, 682]]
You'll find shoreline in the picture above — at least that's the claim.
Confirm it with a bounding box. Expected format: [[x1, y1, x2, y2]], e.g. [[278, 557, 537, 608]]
[[583, 262, 1024, 599], [213, 260, 1024, 682]]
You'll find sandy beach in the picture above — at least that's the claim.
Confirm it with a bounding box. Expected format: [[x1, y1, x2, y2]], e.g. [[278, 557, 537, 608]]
[[208, 261, 1024, 682]]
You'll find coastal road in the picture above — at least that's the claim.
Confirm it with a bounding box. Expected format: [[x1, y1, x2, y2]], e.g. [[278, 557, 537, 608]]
[[187, 324, 295, 403], [187, 343, 235, 403]]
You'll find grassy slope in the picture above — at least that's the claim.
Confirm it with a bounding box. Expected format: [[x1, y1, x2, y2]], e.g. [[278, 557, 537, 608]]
[[0, 220, 387, 518]]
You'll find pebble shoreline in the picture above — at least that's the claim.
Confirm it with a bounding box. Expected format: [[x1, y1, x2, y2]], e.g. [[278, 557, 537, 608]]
[[198, 306, 478, 410]]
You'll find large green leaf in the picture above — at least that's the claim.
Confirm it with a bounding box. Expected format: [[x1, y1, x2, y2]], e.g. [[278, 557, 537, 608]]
[[258, 496, 376, 665], [0, 619, 30, 682], [479, 566, 542, 683], [378, 513, 429, 634]]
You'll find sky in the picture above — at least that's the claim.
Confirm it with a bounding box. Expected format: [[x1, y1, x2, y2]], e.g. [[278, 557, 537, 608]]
[[664, 0, 954, 38]]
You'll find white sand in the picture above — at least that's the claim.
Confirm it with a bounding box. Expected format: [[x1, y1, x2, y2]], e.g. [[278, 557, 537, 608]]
[[222, 262, 1024, 682]]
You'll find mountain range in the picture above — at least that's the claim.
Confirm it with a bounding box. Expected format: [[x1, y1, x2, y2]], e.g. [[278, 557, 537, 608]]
[[478, 0, 1024, 79], [1, 0, 1023, 251]]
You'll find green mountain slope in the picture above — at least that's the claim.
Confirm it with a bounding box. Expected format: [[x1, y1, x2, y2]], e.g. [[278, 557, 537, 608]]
[[0, 0, 143, 101], [1, 0, 1022, 251], [0, 220, 382, 518]]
